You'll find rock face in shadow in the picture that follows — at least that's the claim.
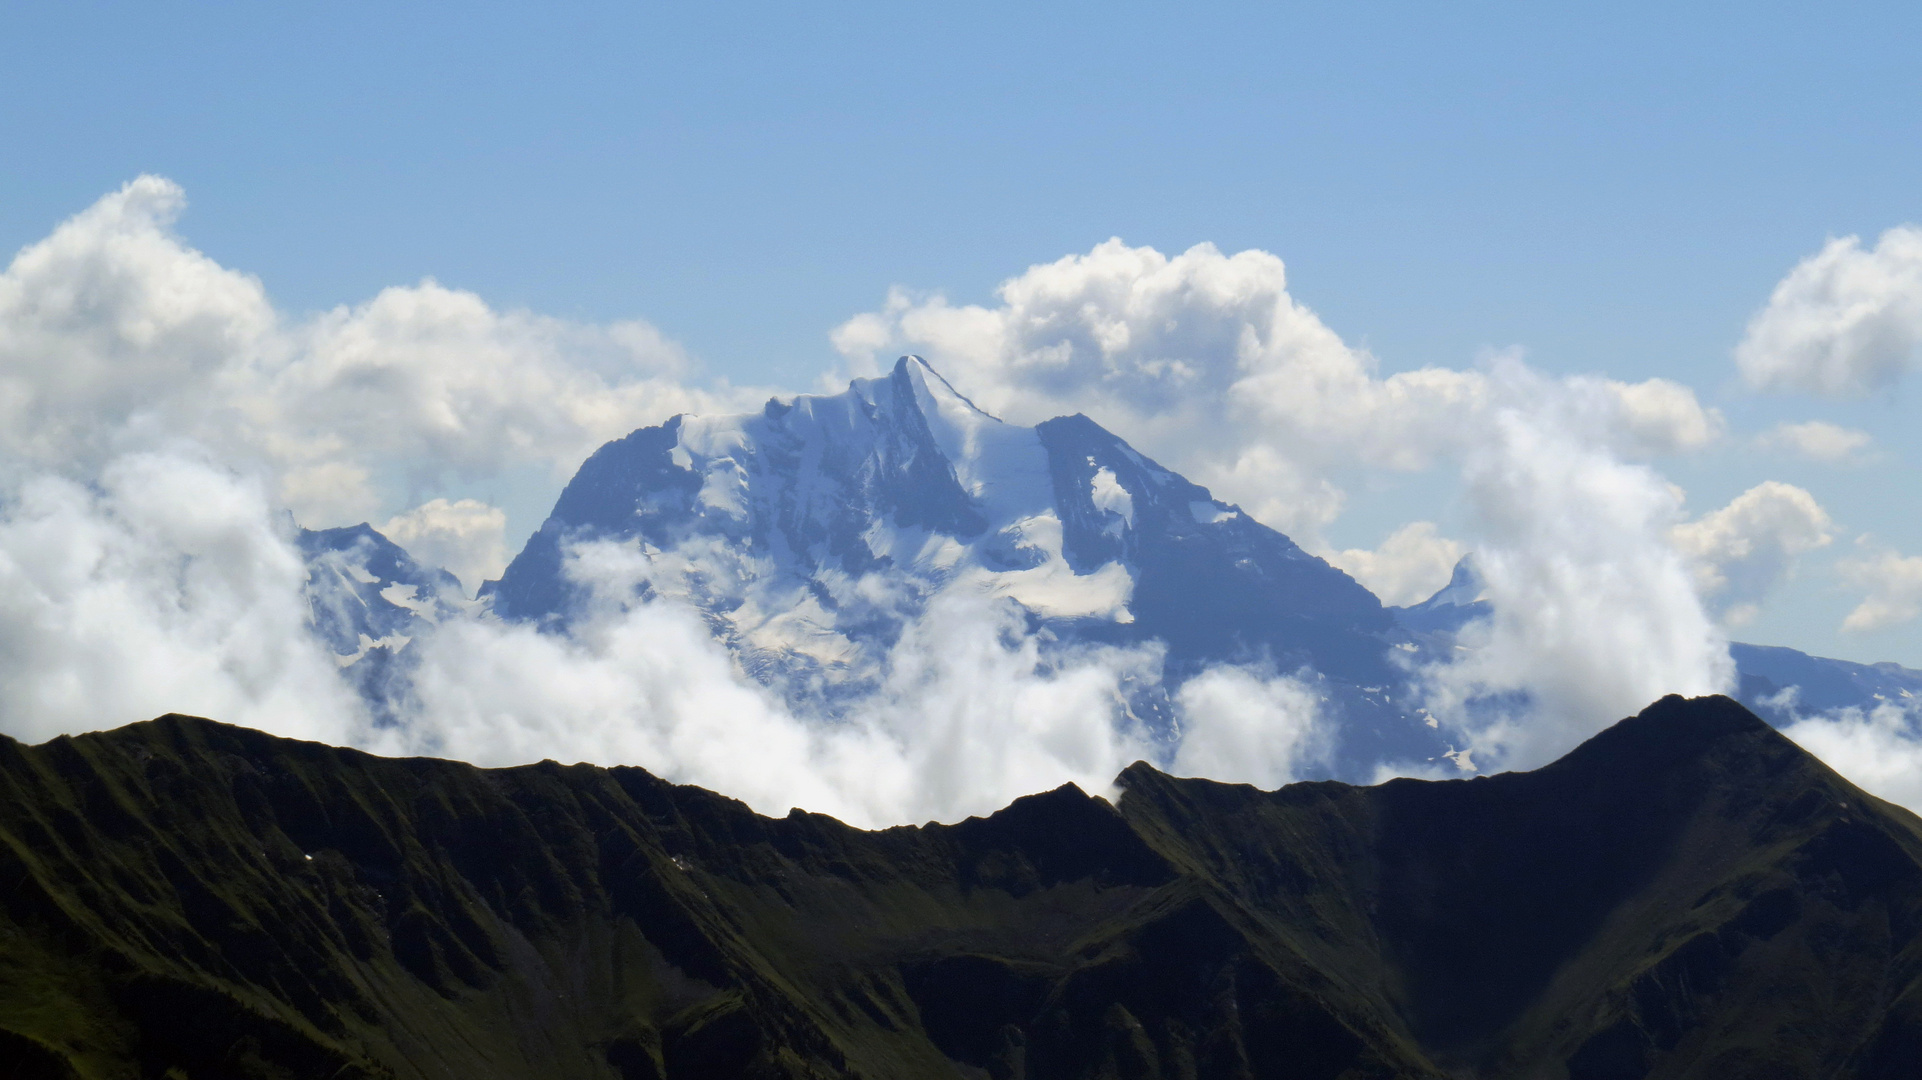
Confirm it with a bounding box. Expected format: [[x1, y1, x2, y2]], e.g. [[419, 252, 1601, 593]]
[[3, 695, 1922, 1079]]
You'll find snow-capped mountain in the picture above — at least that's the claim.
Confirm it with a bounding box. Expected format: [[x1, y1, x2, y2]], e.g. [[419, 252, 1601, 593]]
[[297, 522, 468, 722], [295, 356, 1922, 778], [1732, 642, 1922, 723], [1388, 555, 1489, 637], [480, 356, 1436, 770]]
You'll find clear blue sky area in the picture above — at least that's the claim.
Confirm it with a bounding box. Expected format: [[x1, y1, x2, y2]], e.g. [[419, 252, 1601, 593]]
[[5, 1, 1922, 663]]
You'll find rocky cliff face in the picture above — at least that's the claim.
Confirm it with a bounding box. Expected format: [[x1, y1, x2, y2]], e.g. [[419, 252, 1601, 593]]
[[3, 695, 1921, 1079]]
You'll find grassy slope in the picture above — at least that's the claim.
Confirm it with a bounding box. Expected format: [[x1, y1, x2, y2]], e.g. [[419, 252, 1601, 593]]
[[0, 696, 1920, 1079]]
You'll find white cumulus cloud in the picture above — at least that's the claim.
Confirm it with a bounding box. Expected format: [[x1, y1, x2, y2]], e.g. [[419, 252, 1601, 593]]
[[1671, 481, 1835, 627], [1169, 666, 1327, 789], [1411, 368, 1735, 770], [833, 239, 1721, 546], [839, 245, 1734, 769], [0, 452, 366, 745], [0, 176, 761, 531], [0, 177, 277, 468], [1324, 521, 1465, 607], [381, 498, 510, 595], [1736, 225, 1922, 396]]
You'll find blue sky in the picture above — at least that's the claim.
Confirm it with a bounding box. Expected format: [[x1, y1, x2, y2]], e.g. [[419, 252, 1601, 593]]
[[5, 1, 1922, 665], [11, 1, 1918, 380]]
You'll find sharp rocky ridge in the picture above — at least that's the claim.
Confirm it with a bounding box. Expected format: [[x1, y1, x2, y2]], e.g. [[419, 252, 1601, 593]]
[[8, 695, 1922, 1078]]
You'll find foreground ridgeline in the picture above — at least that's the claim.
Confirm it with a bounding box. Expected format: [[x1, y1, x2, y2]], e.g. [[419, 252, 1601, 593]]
[[2, 697, 1921, 1079]]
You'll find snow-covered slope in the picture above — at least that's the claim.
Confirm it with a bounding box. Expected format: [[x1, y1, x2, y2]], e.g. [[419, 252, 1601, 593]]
[[484, 356, 1435, 770], [298, 523, 467, 722], [1732, 642, 1922, 722]]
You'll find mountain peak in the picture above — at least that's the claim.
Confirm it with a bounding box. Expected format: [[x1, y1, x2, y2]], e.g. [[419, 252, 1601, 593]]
[[1393, 554, 1491, 636], [1542, 692, 1790, 786], [886, 353, 999, 424], [482, 358, 1414, 767]]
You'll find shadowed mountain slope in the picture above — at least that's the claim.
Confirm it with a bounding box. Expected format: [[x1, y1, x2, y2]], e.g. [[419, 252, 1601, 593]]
[[3, 696, 1922, 1079]]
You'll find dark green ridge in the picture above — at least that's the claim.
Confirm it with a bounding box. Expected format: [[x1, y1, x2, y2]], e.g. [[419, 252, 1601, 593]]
[[2, 695, 1922, 1079]]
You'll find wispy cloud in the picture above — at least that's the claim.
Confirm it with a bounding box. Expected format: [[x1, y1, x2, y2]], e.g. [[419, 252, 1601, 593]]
[[1783, 701, 1922, 810], [1756, 420, 1874, 464], [1838, 544, 1922, 634]]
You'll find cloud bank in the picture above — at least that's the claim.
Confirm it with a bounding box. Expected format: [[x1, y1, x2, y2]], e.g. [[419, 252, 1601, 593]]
[[0, 176, 757, 529], [393, 570, 1169, 827], [0, 452, 363, 747]]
